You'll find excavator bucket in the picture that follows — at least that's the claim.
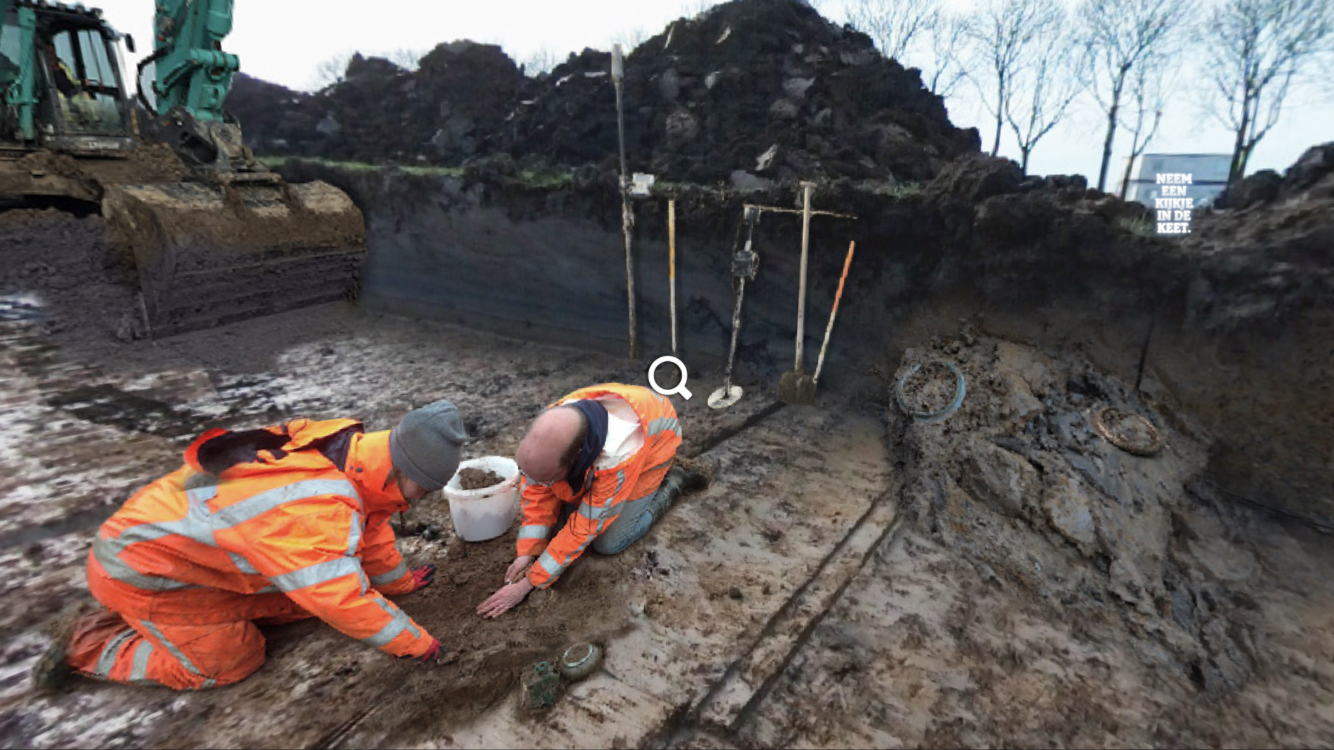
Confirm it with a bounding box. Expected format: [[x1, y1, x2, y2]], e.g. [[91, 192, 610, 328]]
[[101, 175, 366, 337]]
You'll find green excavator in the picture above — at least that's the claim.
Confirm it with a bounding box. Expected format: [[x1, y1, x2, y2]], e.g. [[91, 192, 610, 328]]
[[0, 0, 365, 336]]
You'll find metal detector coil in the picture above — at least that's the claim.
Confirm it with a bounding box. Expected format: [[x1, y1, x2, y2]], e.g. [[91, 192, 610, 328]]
[[710, 207, 763, 410]]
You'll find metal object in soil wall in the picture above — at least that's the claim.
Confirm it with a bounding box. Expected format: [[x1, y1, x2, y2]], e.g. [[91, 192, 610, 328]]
[[519, 661, 562, 713]]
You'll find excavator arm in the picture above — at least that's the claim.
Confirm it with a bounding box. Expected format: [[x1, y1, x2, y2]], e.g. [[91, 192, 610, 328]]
[[144, 0, 236, 122], [137, 0, 258, 173]]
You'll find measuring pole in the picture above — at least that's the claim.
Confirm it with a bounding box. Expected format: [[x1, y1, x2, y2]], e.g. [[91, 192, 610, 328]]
[[796, 182, 813, 372], [669, 198, 677, 357], [612, 44, 636, 360]]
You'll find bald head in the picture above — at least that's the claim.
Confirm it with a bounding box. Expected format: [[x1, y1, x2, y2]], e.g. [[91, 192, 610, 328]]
[[516, 406, 586, 483]]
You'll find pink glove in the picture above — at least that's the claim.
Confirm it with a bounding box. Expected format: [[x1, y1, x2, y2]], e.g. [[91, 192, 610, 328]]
[[399, 637, 447, 664]]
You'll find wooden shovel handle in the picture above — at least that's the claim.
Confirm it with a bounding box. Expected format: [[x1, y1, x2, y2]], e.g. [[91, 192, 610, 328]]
[[813, 241, 856, 384], [831, 241, 855, 315]]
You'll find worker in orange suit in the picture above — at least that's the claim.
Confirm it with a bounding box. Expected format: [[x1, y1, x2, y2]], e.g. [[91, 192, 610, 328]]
[[32, 400, 469, 692], [477, 384, 707, 618]]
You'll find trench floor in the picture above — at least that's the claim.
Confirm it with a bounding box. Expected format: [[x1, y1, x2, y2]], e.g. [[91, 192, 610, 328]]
[[0, 298, 900, 748], [3, 298, 1333, 749]]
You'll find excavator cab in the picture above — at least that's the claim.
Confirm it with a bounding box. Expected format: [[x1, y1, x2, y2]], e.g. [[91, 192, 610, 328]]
[[37, 26, 131, 141], [0, 3, 134, 152]]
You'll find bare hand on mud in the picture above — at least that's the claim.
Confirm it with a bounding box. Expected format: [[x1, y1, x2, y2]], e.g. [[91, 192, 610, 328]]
[[477, 579, 534, 619], [505, 555, 536, 584]]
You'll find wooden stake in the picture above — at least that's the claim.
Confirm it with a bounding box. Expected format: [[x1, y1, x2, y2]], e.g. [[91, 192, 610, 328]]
[[612, 45, 636, 360], [795, 182, 813, 371], [669, 199, 677, 357]]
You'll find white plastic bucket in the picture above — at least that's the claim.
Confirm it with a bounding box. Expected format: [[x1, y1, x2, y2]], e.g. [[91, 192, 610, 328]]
[[443, 456, 521, 542]]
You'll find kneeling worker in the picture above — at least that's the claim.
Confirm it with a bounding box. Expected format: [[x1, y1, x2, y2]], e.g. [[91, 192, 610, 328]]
[[34, 401, 468, 692], [478, 384, 707, 618]]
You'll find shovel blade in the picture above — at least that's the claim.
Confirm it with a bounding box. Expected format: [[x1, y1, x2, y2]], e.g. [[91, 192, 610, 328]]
[[777, 370, 817, 405]]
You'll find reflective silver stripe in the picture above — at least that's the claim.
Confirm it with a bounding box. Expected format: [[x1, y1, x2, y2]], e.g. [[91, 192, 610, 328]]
[[578, 502, 611, 521], [381, 597, 423, 639], [546, 468, 627, 583], [347, 512, 362, 556], [269, 557, 362, 592], [95, 478, 362, 593], [115, 492, 218, 548], [368, 560, 408, 586], [647, 417, 680, 437], [581, 469, 626, 523], [130, 640, 154, 683], [536, 549, 565, 582], [213, 479, 362, 528], [255, 584, 279, 595], [646, 458, 673, 474], [229, 552, 259, 575], [92, 537, 194, 592], [363, 600, 413, 648], [141, 620, 205, 679], [518, 525, 553, 540], [95, 628, 136, 678]]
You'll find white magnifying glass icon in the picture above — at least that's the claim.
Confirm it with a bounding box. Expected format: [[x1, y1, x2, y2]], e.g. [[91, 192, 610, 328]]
[[648, 356, 692, 400]]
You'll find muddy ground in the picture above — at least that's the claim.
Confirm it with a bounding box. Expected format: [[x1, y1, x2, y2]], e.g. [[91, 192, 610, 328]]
[[0, 279, 1331, 748]]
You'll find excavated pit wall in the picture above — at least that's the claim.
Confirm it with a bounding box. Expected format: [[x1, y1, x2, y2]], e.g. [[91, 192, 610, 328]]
[[274, 160, 1333, 530]]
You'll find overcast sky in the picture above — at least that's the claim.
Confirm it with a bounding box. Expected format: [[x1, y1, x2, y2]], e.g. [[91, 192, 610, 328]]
[[95, 0, 1332, 188]]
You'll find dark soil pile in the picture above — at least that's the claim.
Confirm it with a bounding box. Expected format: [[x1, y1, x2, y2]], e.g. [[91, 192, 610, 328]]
[[224, 73, 323, 157], [226, 43, 525, 165], [1213, 141, 1334, 209], [505, 0, 978, 184], [226, 0, 977, 182], [458, 467, 506, 490]]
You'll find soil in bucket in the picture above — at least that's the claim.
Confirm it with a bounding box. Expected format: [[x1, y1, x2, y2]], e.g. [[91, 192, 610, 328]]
[[458, 467, 505, 490]]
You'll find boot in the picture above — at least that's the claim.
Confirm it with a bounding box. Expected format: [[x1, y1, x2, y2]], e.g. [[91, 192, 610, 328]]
[[31, 598, 94, 694], [645, 461, 712, 520], [673, 456, 713, 493]]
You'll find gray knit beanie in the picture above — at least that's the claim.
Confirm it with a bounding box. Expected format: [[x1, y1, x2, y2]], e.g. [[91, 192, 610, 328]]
[[389, 400, 467, 492]]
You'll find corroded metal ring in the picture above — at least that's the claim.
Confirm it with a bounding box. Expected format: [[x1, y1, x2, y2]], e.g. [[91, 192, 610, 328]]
[[894, 359, 966, 424], [1092, 406, 1165, 457], [558, 641, 603, 681]]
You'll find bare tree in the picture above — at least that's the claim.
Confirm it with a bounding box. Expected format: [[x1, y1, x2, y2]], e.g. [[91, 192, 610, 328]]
[[521, 47, 560, 78], [1204, 0, 1334, 183], [309, 51, 354, 91], [968, 0, 1065, 158], [922, 11, 971, 98], [611, 27, 650, 55], [682, 0, 718, 19], [1078, 0, 1196, 192], [845, 0, 942, 62], [385, 48, 428, 72], [1005, 28, 1082, 173], [1117, 57, 1172, 198]]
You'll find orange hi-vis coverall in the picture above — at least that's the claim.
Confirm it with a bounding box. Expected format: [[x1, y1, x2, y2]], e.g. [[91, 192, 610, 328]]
[[516, 384, 682, 590], [68, 417, 435, 690]]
